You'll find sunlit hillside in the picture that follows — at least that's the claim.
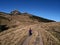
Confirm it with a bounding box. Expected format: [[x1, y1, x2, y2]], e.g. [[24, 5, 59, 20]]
[[0, 10, 60, 45]]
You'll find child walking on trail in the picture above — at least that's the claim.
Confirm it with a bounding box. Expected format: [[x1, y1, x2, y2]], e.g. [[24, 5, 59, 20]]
[[29, 28, 32, 36]]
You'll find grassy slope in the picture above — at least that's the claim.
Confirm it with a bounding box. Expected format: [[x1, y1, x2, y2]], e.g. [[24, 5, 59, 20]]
[[0, 11, 60, 45], [0, 22, 60, 45]]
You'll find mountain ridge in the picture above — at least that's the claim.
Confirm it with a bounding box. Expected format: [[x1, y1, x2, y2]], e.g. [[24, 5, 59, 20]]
[[0, 10, 56, 31], [0, 10, 60, 45]]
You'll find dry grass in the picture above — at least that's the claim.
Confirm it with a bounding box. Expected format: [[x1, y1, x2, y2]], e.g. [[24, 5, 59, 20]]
[[0, 21, 60, 45], [0, 11, 60, 45]]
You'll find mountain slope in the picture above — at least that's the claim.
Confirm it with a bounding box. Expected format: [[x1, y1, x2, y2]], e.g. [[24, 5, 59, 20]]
[[0, 22, 60, 45], [0, 10, 60, 45], [0, 10, 55, 25], [0, 10, 55, 30]]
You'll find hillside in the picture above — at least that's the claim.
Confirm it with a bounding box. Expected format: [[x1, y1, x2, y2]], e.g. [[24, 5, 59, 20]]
[[0, 10, 55, 32], [0, 22, 60, 45], [0, 10, 60, 45], [0, 10, 55, 27]]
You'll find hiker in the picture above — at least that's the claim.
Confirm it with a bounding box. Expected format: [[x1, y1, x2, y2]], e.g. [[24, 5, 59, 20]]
[[29, 28, 32, 36]]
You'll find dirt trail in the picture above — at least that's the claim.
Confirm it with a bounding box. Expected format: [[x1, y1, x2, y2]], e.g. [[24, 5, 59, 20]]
[[0, 24, 44, 45], [38, 31, 44, 45], [22, 35, 32, 45], [22, 25, 44, 45], [22, 30, 37, 45]]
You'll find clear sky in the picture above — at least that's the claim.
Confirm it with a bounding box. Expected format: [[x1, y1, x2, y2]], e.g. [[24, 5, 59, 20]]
[[0, 0, 60, 22]]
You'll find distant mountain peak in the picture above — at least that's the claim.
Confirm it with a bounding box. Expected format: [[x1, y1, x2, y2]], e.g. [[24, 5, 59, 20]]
[[0, 10, 56, 22], [10, 10, 21, 15]]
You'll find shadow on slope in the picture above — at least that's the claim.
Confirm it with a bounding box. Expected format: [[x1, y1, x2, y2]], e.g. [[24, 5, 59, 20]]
[[0, 25, 9, 32], [29, 15, 56, 22]]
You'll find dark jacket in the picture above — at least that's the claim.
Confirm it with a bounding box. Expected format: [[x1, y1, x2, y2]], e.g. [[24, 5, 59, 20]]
[[29, 29, 32, 36]]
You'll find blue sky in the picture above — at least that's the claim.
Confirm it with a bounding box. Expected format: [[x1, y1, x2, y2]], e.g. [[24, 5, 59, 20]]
[[0, 0, 60, 22]]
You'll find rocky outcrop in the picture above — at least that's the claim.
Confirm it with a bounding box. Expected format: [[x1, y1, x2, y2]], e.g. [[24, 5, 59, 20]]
[[10, 10, 21, 15]]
